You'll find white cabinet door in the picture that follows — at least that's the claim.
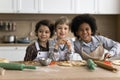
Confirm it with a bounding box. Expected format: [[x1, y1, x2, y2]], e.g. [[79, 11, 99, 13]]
[[16, 0, 38, 13], [0, 0, 16, 13], [0, 46, 27, 61], [97, 0, 120, 14], [38, 0, 75, 14], [76, 0, 97, 14]]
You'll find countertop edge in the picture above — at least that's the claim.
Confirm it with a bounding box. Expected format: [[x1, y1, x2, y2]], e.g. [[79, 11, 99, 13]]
[[0, 43, 30, 46]]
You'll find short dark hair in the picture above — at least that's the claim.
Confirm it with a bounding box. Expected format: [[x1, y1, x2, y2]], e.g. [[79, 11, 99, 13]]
[[71, 14, 97, 38], [35, 19, 54, 38]]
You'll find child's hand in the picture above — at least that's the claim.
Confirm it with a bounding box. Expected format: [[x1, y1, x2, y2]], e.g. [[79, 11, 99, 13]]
[[54, 39, 67, 49], [66, 40, 72, 51], [54, 39, 72, 52], [54, 44, 59, 50], [57, 39, 67, 44], [104, 53, 111, 60]]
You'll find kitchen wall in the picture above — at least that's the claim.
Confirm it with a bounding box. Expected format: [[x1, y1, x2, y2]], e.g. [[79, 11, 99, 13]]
[[0, 14, 119, 42], [117, 15, 120, 41]]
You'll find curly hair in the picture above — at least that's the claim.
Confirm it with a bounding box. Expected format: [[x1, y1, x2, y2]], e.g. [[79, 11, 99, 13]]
[[71, 14, 97, 38], [35, 19, 54, 38]]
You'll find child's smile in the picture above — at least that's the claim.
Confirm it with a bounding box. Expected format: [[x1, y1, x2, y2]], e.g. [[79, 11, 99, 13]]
[[77, 23, 92, 43], [37, 25, 50, 42], [56, 24, 69, 39]]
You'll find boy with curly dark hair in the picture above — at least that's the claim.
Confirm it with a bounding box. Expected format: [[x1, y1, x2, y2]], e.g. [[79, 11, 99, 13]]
[[71, 14, 120, 60]]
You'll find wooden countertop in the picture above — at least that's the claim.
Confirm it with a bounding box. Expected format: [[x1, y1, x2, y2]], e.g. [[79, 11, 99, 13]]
[[0, 65, 120, 80]]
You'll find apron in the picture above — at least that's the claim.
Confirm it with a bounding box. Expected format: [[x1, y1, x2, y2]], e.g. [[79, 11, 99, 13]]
[[59, 44, 68, 61], [33, 41, 48, 61], [53, 39, 68, 61], [53, 38, 83, 61], [81, 43, 104, 60], [59, 44, 83, 61]]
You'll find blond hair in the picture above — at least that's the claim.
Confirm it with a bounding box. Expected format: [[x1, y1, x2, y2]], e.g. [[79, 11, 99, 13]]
[[55, 16, 70, 29]]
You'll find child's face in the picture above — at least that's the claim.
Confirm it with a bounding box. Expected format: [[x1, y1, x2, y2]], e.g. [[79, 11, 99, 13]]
[[76, 23, 92, 43], [37, 25, 51, 42], [55, 24, 69, 39]]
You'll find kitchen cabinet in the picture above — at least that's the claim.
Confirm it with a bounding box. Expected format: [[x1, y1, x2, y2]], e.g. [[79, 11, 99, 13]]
[[0, 0, 120, 14], [0, 0, 38, 13], [76, 0, 97, 14], [16, 0, 38, 13], [0, 0, 16, 13], [0, 0, 75, 14], [76, 0, 120, 14], [97, 0, 120, 14], [39, 0, 120, 14], [38, 0, 75, 14], [0, 46, 27, 61]]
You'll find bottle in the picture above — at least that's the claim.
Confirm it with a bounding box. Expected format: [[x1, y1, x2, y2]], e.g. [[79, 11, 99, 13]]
[[3, 22, 8, 31], [0, 21, 4, 30], [12, 22, 16, 31], [9, 22, 12, 31], [7, 22, 10, 31], [0, 63, 36, 70]]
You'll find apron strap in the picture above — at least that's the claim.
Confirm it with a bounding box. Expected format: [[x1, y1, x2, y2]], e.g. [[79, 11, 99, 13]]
[[35, 41, 40, 51]]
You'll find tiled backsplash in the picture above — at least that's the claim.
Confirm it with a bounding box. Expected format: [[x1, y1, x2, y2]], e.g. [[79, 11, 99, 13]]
[[0, 14, 119, 42]]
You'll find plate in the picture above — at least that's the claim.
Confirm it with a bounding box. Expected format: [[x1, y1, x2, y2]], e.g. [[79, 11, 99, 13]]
[[111, 60, 120, 66]]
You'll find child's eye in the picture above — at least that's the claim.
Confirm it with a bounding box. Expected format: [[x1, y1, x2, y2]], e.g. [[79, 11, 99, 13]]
[[64, 28, 68, 30], [39, 30, 42, 33], [58, 27, 62, 29], [45, 31, 50, 34], [86, 28, 90, 31]]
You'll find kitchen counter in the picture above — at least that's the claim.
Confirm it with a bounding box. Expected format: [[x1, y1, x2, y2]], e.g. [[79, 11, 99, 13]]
[[0, 43, 30, 46], [0, 65, 120, 80]]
